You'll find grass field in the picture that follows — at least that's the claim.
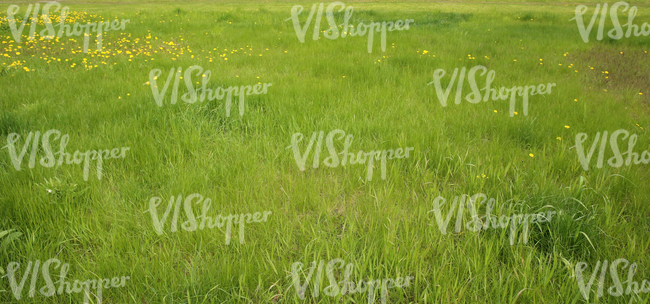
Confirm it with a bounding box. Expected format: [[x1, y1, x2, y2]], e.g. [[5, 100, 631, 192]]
[[1, 0, 650, 303]]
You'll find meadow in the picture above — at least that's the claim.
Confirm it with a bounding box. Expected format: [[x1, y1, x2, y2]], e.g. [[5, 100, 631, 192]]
[[1, 0, 650, 303]]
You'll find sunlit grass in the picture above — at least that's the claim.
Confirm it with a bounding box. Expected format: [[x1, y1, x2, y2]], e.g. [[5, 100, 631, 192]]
[[0, 1, 649, 303]]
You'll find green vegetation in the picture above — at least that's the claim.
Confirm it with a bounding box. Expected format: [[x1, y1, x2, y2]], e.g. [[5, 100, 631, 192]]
[[1, 1, 649, 303]]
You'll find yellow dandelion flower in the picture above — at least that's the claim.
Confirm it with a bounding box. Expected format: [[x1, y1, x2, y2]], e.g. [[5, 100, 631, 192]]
[[565, 125, 570, 129], [529, 153, 534, 157], [494, 110, 497, 113], [557, 137, 561, 140]]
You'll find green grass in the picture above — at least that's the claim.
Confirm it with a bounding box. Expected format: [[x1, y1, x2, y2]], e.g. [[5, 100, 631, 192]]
[[1, 1, 650, 303]]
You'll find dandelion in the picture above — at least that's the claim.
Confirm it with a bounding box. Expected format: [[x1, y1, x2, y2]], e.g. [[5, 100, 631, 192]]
[[557, 137, 561, 140], [494, 110, 497, 113], [529, 153, 534, 157], [515, 111, 519, 115], [565, 125, 570, 129]]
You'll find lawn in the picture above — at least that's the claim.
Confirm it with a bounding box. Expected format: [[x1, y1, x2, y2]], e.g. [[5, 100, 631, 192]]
[[1, 0, 650, 303]]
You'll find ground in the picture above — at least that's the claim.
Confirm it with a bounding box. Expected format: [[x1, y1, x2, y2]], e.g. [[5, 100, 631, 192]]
[[0, 1, 649, 303]]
